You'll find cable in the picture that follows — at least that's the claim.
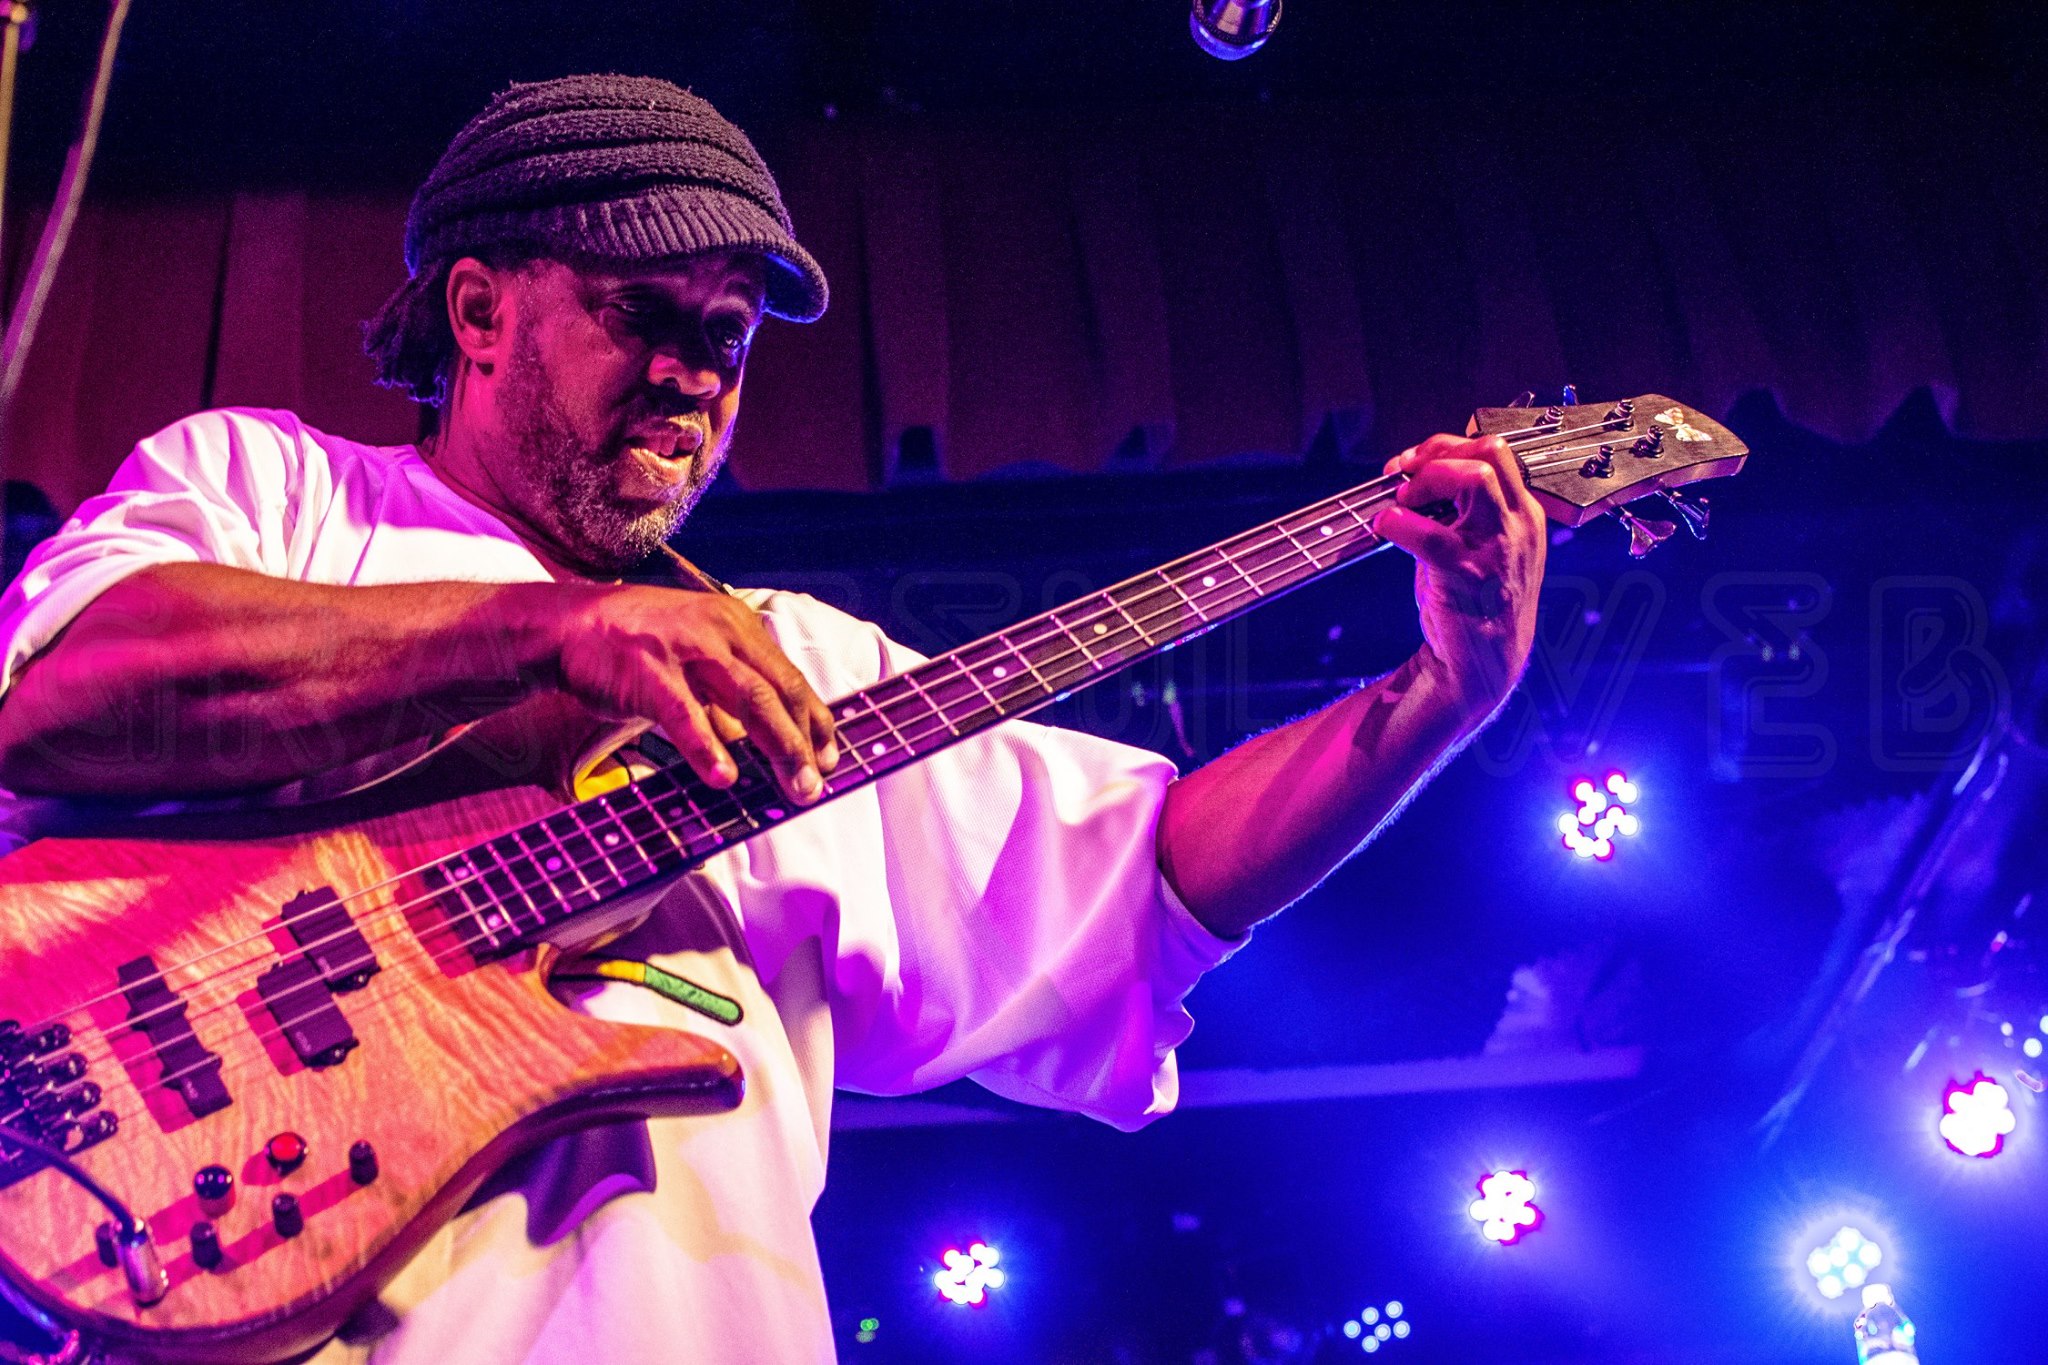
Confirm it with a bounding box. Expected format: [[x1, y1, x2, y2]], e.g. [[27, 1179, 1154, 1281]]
[[0, 1125, 163, 1306], [0, 0, 133, 419]]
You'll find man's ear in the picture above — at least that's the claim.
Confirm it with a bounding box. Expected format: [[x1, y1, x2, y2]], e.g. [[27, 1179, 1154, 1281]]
[[445, 257, 515, 376]]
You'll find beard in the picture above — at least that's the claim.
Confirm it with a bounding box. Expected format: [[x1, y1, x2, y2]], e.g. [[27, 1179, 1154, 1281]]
[[496, 322, 726, 574]]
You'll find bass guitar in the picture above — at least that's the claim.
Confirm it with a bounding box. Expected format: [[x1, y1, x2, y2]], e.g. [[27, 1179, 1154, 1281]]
[[0, 396, 1746, 1362]]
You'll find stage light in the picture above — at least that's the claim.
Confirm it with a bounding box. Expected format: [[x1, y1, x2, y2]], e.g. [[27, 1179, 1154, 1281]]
[[2027, 1038, 2044, 1060], [855, 1316, 879, 1344], [1560, 771, 1641, 861], [935, 1242, 1006, 1306], [1939, 1074, 2016, 1158], [1345, 1302, 1411, 1350], [1804, 1227, 1882, 1301], [1470, 1170, 1541, 1244]]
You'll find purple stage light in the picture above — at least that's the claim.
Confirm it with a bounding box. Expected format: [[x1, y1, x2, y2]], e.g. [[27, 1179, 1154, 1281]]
[[1470, 1170, 1541, 1244], [1939, 1074, 2016, 1158]]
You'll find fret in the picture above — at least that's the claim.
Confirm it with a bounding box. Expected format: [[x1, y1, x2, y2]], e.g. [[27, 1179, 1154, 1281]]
[[622, 782, 691, 863], [1157, 569, 1212, 627], [581, 807, 641, 882], [1212, 541, 1265, 602], [1040, 613, 1101, 695], [506, 827, 581, 918], [857, 684, 921, 766], [1334, 492, 1378, 536], [639, 771, 727, 858], [558, 805, 623, 888], [996, 632, 1057, 701], [899, 668, 961, 738], [482, 838, 550, 934], [442, 856, 517, 946], [601, 791, 669, 877], [530, 818, 602, 903], [1102, 586, 1160, 649], [942, 652, 1008, 724]]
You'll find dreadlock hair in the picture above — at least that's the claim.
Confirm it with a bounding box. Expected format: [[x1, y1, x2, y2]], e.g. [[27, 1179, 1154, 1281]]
[[362, 244, 541, 407]]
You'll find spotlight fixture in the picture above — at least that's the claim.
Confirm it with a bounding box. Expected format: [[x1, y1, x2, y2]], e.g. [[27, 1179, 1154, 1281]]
[[1190, 0, 1282, 61]]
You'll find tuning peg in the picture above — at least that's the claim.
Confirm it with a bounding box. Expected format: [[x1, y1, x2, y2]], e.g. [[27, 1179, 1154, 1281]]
[[1657, 489, 1710, 540], [1509, 390, 1538, 408], [1614, 507, 1677, 559], [1559, 384, 1578, 406]]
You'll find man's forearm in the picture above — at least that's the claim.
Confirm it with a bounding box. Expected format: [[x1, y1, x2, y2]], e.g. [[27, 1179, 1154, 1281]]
[[1156, 649, 1487, 939], [0, 563, 564, 797]]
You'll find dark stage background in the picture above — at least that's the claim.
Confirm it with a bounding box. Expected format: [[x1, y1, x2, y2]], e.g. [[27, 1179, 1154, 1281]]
[[2, 3, 2045, 1362]]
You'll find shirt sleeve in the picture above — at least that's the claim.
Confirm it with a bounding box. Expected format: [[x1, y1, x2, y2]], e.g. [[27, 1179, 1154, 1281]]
[[0, 409, 320, 697], [748, 590, 1250, 1133]]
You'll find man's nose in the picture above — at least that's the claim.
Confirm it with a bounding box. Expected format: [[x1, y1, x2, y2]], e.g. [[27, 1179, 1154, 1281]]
[[645, 347, 723, 402]]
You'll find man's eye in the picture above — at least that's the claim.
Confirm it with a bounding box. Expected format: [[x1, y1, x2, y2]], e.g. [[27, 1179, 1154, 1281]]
[[712, 324, 752, 360]]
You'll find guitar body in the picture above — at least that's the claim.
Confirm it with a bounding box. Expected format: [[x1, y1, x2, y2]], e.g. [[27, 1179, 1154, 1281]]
[[0, 768, 742, 1363]]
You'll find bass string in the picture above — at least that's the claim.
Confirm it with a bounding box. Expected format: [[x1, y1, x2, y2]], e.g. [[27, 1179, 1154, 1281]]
[[12, 407, 1653, 1070], [8, 497, 1409, 1105], [29, 503, 1415, 1129]]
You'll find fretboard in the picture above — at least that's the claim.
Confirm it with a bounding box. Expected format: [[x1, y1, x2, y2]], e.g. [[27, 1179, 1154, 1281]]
[[437, 474, 1407, 956]]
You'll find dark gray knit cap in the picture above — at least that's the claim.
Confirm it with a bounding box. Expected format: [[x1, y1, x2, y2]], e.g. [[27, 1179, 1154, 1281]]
[[404, 74, 828, 322]]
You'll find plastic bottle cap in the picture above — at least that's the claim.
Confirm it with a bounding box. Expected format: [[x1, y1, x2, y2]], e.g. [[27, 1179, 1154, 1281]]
[[1861, 1283, 1896, 1308]]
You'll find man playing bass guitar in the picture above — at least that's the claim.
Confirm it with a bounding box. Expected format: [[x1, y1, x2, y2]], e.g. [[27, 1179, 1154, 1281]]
[[0, 76, 1544, 1363]]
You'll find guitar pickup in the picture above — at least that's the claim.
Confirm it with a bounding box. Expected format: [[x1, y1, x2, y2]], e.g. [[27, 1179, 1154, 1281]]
[[279, 887, 379, 992], [116, 956, 231, 1119], [256, 956, 359, 1069]]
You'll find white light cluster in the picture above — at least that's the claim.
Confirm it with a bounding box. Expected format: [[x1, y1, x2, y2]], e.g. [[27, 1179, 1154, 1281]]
[[1557, 772, 1641, 861], [935, 1242, 1005, 1306], [1805, 1226, 1883, 1300], [1470, 1171, 1541, 1244], [1342, 1301, 1410, 1352], [1940, 1075, 2016, 1159]]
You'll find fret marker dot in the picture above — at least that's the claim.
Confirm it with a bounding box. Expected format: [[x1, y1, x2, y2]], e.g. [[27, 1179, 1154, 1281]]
[[604, 833, 621, 846], [871, 741, 887, 756], [993, 665, 1008, 678], [1320, 524, 1334, 536], [841, 706, 858, 721], [1092, 622, 1108, 636], [545, 856, 563, 872], [483, 913, 503, 929], [767, 808, 787, 820], [665, 806, 682, 818], [1201, 575, 1217, 588]]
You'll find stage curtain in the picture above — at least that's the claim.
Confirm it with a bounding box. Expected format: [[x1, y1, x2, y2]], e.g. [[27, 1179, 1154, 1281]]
[[2, 92, 2039, 511]]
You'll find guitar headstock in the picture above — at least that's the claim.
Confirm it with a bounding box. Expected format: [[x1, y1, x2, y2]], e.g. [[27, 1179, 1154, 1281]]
[[1470, 394, 1749, 556]]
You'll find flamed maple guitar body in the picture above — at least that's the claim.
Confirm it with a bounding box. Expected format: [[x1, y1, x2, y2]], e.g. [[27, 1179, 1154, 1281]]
[[0, 741, 743, 1364], [0, 396, 1749, 1362]]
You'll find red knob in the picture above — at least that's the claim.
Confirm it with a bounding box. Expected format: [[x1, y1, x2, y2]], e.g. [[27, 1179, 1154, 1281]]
[[264, 1131, 307, 1175]]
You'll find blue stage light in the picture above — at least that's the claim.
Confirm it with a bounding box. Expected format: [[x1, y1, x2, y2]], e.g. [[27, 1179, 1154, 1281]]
[[1346, 1301, 1412, 1350], [1804, 1226, 1883, 1301]]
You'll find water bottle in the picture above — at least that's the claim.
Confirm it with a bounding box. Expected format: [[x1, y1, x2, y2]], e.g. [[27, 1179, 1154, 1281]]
[[1853, 1284, 1918, 1364]]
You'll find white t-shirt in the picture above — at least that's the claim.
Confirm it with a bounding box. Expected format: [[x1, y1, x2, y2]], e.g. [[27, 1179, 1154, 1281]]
[[0, 409, 1245, 1364]]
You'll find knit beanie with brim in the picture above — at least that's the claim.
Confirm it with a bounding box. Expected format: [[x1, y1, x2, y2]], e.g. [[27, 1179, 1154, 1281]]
[[404, 74, 828, 323]]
